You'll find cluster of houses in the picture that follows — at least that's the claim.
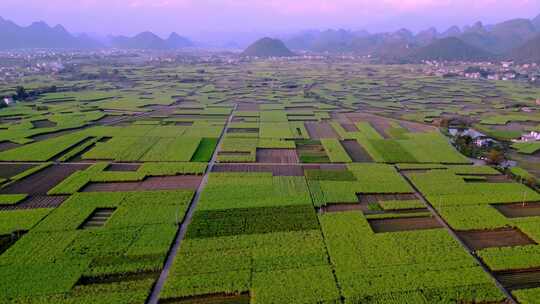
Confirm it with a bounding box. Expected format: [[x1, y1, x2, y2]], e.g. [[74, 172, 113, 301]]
[[513, 131, 540, 143], [424, 61, 540, 83]]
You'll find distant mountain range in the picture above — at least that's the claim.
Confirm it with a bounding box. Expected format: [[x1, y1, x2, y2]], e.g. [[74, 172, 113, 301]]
[[241, 37, 295, 57], [0, 17, 193, 50], [282, 14, 540, 62], [509, 34, 540, 63], [1, 14, 540, 63], [0, 17, 101, 49], [109, 32, 193, 49]]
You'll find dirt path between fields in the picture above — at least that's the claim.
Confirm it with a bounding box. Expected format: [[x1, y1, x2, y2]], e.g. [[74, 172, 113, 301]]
[[145, 105, 237, 304], [397, 168, 518, 304]]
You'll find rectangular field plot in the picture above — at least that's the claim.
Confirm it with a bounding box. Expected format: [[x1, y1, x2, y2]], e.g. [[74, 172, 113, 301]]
[[78, 207, 116, 229], [319, 203, 365, 213], [0, 164, 37, 179], [458, 228, 537, 250], [340, 140, 373, 162], [0, 195, 68, 211], [494, 203, 540, 218], [358, 193, 418, 204], [166, 293, 251, 304], [497, 268, 540, 290], [104, 163, 141, 172], [82, 176, 203, 192], [212, 164, 304, 176], [255, 148, 299, 163], [305, 122, 339, 139], [0, 164, 89, 195], [368, 216, 442, 233]]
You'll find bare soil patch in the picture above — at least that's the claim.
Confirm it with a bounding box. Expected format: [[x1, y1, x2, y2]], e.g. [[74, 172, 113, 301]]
[[161, 293, 250, 304], [212, 164, 304, 176], [305, 122, 339, 139], [105, 163, 141, 172], [217, 152, 251, 157], [256, 149, 299, 164], [0, 231, 26, 255], [462, 175, 511, 183], [0, 164, 36, 179], [458, 228, 537, 250], [340, 123, 358, 132], [175, 121, 194, 126], [344, 113, 393, 138], [227, 128, 259, 134], [79, 208, 116, 229], [0, 195, 69, 211], [0, 141, 20, 152], [30, 127, 86, 141], [82, 175, 202, 192], [494, 203, 540, 218], [341, 140, 373, 162], [319, 203, 365, 213], [31, 119, 57, 129], [368, 216, 442, 233], [77, 271, 159, 286], [497, 268, 540, 290], [94, 115, 124, 125], [236, 103, 259, 111], [302, 164, 348, 171], [358, 193, 418, 204], [398, 120, 436, 133], [1, 164, 89, 195]]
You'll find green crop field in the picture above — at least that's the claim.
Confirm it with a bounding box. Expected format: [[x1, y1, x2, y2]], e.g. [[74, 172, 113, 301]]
[[0, 57, 539, 304]]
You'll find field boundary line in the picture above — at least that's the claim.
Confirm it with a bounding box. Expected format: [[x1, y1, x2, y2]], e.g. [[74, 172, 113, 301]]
[[398, 168, 518, 304], [146, 105, 237, 304]]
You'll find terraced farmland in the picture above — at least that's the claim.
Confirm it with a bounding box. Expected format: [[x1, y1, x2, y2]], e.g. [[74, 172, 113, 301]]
[[0, 60, 539, 304]]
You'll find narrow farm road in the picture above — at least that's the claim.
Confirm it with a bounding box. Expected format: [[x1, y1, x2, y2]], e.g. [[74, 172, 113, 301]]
[[146, 105, 237, 304], [398, 169, 518, 304]]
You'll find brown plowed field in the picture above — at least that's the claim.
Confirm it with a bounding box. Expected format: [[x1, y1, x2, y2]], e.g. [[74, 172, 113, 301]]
[[358, 193, 418, 204], [212, 164, 304, 176], [30, 127, 86, 141], [31, 119, 57, 128], [494, 203, 540, 218], [340, 140, 373, 162], [368, 216, 442, 233], [82, 175, 202, 192], [462, 175, 511, 183], [302, 164, 348, 171], [344, 113, 392, 138], [0, 195, 69, 210], [305, 122, 339, 139], [1, 164, 89, 195], [340, 123, 358, 132], [174, 122, 194, 126], [319, 203, 365, 213], [161, 292, 250, 304], [0, 141, 20, 152], [256, 149, 299, 164], [94, 115, 125, 125], [496, 268, 540, 290], [0, 164, 36, 179], [458, 228, 537, 250], [227, 128, 259, 134], [105, 163, 141, 172], [398, 120, 436, 133], [236, 103, 260, 111]]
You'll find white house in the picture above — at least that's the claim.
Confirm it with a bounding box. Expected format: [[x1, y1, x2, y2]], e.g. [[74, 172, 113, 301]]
[[514, 131, 540, 143], [3, 97, 13, 105]]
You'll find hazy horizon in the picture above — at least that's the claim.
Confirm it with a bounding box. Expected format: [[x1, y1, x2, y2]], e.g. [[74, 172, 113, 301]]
[[1, 0, 540, 42]]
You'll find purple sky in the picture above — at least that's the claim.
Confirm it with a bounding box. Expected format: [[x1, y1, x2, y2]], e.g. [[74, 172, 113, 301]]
[[2, 0, 540, 39]]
